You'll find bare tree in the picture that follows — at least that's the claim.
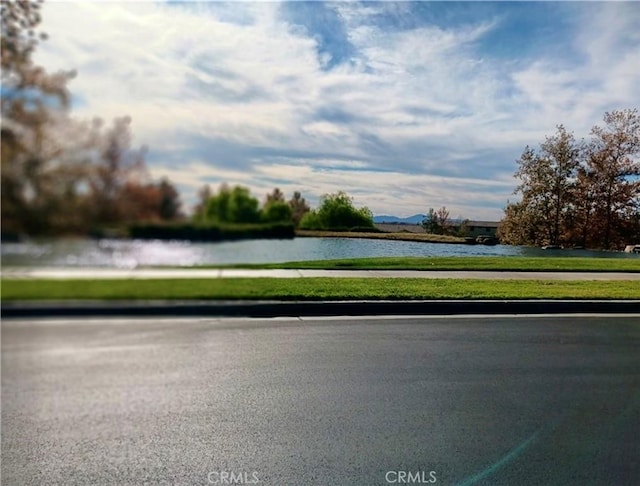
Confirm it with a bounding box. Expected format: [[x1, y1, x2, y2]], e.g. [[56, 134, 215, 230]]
[[1, 0, 179, 235], [509, 126, 581, 245], [422, 206, 450, 234], [265, 187, 285, 204], [87, 116, 148, 225], [288, 191, 310, 226], [500, 111, 639, 249], [586, 109, 640, 249], [435, 206, 451, 235], [1, 0, 78, 233]]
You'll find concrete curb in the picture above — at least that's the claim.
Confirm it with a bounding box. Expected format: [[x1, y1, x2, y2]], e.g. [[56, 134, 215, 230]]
[[2, 300, 640, 318]]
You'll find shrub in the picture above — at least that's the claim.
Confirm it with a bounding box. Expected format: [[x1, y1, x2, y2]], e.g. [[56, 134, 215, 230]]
[[261, 201, 293, 223], [299, 191, 374, 231], [129, 222, 294, 241], [299, 211, 323, 230], [203, 185, 261, 224]]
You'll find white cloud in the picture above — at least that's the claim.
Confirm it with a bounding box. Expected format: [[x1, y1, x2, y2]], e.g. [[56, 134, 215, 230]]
[[33, 1, 640, 220], [151, 157, 512, 220], [509, 3, 640, 135]]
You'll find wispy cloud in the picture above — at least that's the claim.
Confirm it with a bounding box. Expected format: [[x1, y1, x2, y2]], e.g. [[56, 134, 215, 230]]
[[35, 1, 640, 218]]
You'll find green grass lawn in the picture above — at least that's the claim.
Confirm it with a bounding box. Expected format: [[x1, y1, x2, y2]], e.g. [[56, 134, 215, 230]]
[[219, 256, 640, 272], [3, 278, 639, 301]]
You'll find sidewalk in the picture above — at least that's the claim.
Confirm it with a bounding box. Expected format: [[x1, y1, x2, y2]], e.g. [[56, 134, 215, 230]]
[[2, 267, 640, 280]]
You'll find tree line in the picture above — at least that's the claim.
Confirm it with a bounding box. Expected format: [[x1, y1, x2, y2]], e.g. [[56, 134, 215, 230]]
[[129, 186, 375, 241], [191, 185, 375, 232], [498, 109, 640, 249]]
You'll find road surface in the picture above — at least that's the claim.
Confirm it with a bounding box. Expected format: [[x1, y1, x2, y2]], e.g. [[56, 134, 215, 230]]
[[2, 315, 639, 485]]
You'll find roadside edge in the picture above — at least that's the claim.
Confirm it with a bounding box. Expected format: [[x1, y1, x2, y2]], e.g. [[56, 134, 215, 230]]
[[3, 300, 640, 318]]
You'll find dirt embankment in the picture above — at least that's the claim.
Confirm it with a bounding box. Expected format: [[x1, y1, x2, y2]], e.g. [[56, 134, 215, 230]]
[[295, 230, 465, 244]]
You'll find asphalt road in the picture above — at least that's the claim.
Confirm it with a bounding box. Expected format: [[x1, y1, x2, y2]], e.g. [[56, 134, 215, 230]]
[[2, 315, 639, 485]]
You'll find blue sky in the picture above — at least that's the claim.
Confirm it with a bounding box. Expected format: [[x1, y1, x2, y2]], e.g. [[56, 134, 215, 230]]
[[36, 1, 640, 219]]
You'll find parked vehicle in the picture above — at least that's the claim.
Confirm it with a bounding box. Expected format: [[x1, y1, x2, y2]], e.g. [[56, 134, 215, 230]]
[[475, 235, 498, 245]]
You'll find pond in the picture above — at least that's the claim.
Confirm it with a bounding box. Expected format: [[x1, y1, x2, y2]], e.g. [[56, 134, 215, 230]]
[[2, 237, 638, 268]]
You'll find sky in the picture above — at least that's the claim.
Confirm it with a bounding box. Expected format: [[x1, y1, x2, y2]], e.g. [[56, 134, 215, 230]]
[[35, 1, 640, 220]]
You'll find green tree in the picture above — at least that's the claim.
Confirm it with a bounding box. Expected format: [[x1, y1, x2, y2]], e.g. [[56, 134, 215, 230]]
[[298, 211, 322, 230], [204, 184, 231, 223], [262, 200, 292, 223], [203, 185, 260, 224], [261, 187, 293, 222], [227, 186, 260, 223], [422, 208, 439, 234], [299, 191, 373, 230]]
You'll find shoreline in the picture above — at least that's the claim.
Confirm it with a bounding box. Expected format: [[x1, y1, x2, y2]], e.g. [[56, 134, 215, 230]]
[[295, 230, 467, 244]]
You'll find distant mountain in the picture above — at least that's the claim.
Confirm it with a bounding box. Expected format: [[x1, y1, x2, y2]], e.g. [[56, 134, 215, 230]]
[[373, 214, 426, 224]]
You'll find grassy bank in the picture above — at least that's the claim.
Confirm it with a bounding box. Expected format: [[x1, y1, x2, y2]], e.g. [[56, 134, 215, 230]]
[[2, 278, 639, 301], [295, 230, 465, 243], [224, 256, 640, 272]]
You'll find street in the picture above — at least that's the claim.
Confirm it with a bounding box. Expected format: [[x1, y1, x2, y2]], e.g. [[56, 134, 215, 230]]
[[2, 315, 639, 485]]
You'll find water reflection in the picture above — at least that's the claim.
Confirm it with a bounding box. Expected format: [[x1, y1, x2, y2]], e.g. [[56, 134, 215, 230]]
[[2, 237, 638, 268]]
